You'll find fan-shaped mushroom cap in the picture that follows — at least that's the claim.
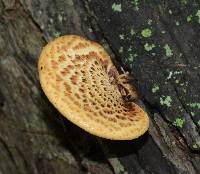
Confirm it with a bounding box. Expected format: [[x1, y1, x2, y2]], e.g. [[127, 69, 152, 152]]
[[38, 35, 149, 140]]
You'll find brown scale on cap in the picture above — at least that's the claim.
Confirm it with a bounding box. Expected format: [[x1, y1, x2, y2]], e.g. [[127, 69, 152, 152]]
[[38, 35, 149, 140]]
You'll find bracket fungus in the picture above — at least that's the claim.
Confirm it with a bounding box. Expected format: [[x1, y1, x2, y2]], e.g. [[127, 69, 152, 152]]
[[38, 35, 149, 140]]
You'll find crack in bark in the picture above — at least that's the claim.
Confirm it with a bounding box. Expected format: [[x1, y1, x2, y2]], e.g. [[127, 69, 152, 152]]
[[17, 0, 46, 41], [0, 136, 18, 171], [154, 53, 200, 149]]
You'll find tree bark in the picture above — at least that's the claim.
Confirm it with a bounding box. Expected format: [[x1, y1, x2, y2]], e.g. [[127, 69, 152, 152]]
[[0, 0, 200, 174]]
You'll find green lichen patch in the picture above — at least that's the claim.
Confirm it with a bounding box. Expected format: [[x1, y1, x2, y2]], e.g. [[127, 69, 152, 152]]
[[128, 46, 133, 52], [187, 103, 200, 109], [54, 31, 61, 37], [183, 89, 186, 93], [179, 82, 188, 86], [127, 54, 135, 61], [192, 144, 198, 149], [160, 95, 172, 107], [116, 163, 125, 173], [112, 3, 122, 12], [132, 0, 139, 11], [175, 79, 180, 84], [174, 71, 182, 75], [164, 44, 173, 57], [147, 19, 153, 25], [187, 15, 192, 22], [190, 112, 195, 116], [166, 71, 173, 80], [196, 10, 200, 24], [171, 140, 176, 145], [176, 21, 180, 26], [152, 84, 159, 93], [130, 28, 136, 35], [111, 158, 125, 173], [119, 46, 123, 53], [161, 30, 166, 34], [144, 43, 155, 51], [198, 120, 200, 126], [166, 71, 182, 81], [134, 53, 138, 57], [119, 34, 125, 40], [127, 52, 138, 62], [173, 117, 185, 128], [141, 28, 152, 38], [180, 0, 188, 5]]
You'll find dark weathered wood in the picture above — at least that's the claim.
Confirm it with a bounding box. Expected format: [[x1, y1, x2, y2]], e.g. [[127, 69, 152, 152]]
[[0, 0, 200, 174], [0, 1, 113, 174], [84, 0, 200, 173]]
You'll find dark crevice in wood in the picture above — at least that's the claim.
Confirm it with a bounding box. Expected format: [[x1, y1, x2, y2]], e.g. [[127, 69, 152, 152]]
[[0, 136, 18, 171], [17, 0, 46, 41]]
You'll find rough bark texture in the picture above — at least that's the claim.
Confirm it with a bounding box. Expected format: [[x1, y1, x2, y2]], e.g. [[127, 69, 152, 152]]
[[0, 0, 200, 174]]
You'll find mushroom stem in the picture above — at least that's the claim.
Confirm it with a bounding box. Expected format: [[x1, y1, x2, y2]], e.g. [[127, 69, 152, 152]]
[[104, 61, 138, 102]]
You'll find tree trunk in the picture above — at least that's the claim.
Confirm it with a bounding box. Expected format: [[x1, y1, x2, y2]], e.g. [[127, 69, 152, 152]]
[[0, 0, 199, 174]]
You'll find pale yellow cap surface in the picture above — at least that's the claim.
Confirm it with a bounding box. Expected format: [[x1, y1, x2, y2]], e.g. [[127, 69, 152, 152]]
[[38, 35, 149, 140]]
